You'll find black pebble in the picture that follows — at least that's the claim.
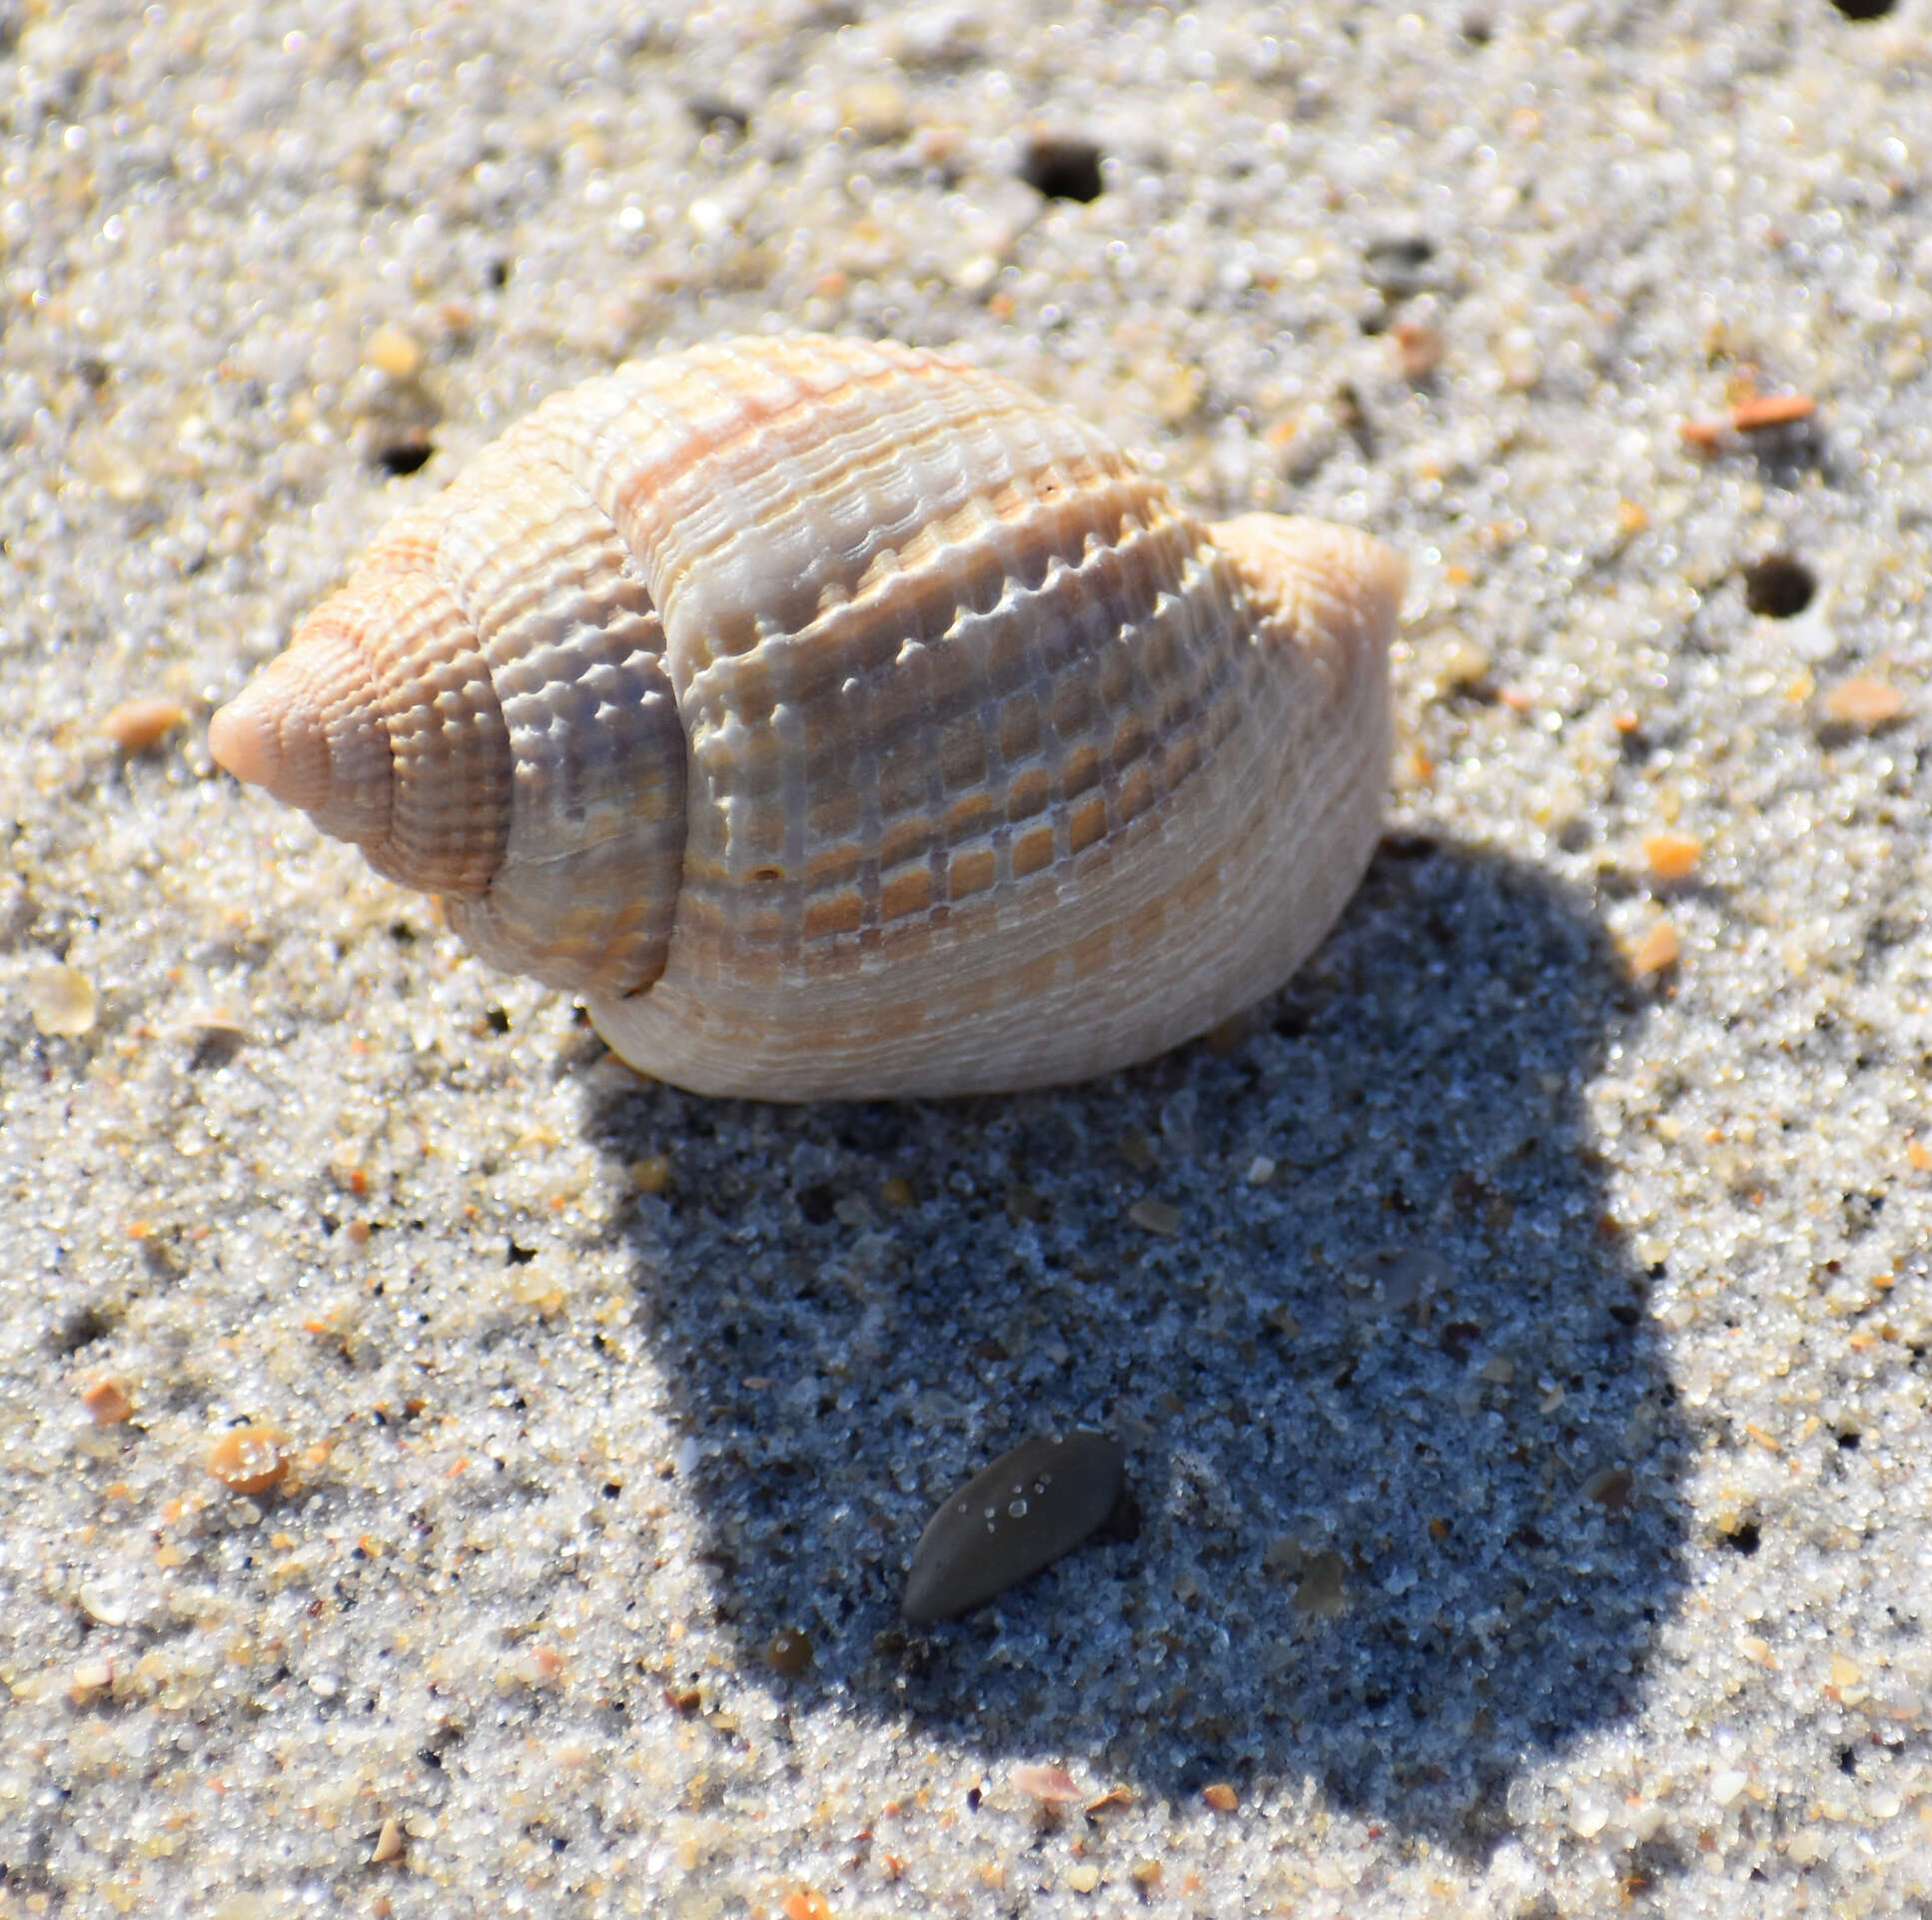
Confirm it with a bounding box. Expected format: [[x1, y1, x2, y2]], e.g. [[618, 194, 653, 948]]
[[1742, 554, 1816, 618], [374, 438, 434, 478], [901, 1431, 1127, 1625], [1019, 135, 1104, 204]]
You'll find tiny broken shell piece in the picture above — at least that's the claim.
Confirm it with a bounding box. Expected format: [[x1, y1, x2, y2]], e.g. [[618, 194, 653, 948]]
[[100, 697, 188, 754], [1627, 919, 1681, 978], [1822, 673, 1906, 730], [902, 1431, 1127, 1625], [26, 963, 98, 1037], [1009, 1764, 1083, 1806], [80, 1375, 134, 1425], [765, 1628, 813, 1677], [204, 1424, 291, 1495]]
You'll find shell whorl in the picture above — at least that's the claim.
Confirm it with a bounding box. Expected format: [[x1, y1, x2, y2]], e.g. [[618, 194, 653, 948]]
[[211, 433, 685, 995], [212, 335, 1403, 1098]]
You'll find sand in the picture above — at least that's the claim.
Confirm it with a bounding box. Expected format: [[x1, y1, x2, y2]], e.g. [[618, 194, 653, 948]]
[[3, 2, 1929, 1914]]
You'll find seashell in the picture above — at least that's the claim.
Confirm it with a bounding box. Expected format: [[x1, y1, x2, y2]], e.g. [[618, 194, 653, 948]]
[[210, 335, 1402, 1100], [901, 1430, 1129, 1625]]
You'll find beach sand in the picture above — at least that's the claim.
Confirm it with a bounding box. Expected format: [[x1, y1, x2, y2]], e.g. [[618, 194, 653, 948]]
[[3, 3, 1929, 1913]]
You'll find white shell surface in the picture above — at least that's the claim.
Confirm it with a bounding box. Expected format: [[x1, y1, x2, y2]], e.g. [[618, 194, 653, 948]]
[[212, 335, 1403, 1099]]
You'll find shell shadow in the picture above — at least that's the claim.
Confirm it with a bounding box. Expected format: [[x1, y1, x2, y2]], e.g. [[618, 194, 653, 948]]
[[582, 837, 1688, 1853]]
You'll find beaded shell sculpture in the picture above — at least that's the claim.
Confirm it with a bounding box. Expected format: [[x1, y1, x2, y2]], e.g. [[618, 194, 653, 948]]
[[211, 335, 1402, 1099]]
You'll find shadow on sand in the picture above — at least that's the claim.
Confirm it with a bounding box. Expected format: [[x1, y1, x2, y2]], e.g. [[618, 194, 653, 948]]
[[584, 837, 1687, 1853]]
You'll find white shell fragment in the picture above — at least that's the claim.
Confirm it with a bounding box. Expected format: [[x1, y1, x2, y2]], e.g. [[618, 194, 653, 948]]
[[211, 335, 1403, 1100], [901, 1430, 1128, 1625], [26, 963, 100, 1038]]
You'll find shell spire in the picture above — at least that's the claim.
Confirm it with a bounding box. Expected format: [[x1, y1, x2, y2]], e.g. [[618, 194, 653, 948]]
[[209, 512, 511, 899], [212, 335, 1402, 1099], [208, 627, 381, 824]]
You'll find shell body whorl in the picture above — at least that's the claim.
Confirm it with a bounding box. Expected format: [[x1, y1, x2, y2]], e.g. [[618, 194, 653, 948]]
[[212, 335, 1402, 1099]]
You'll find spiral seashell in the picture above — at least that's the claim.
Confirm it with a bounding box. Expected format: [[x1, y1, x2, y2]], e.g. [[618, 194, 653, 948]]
[[211, 335, 1402, 1100]]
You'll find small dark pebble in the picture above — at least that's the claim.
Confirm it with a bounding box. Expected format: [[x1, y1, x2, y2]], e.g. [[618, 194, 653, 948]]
[[765, 1628, 813, 1677], [795, 1182, 838, 1225], [1379, 829, 1440, 861], [1742, 554, 1815, 618], [374, 437, 434, 478], [1363, 235, 1438, 300], [902, 1431, 1127, 1625], [1830, 0, 1893, 19], [1019, 134, 1104, 203]]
